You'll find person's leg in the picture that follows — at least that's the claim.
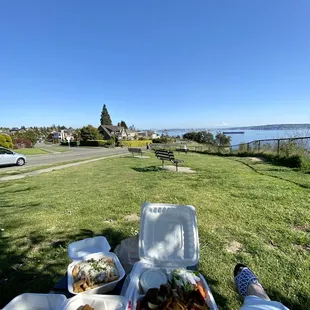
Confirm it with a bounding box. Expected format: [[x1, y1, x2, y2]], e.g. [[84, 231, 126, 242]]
[[234, 264, 289, 310], [234, 263, 270, 300]]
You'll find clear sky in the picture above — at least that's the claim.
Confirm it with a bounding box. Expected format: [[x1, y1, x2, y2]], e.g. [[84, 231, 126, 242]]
[[1, 0, 310, 129]]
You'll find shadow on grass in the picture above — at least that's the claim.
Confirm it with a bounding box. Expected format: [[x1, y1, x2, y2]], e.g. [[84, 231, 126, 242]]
[[132, 166, 162, 173], [268, 288, 310, 310], [0, 227, 130, 307], [199, 271, 230, 309]]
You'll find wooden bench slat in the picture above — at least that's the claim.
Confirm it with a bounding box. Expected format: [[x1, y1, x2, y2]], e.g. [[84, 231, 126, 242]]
[[154, 149, 184, 171]]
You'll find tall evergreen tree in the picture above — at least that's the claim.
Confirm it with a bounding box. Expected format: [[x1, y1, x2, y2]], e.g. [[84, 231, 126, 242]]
[[100, 104, 112, 125], [120, 120, 128, 129]]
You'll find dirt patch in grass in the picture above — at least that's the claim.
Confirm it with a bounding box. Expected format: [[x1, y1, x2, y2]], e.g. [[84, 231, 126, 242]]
[[226, 241, 243, 253], [293, 225, 309, 233], [303, 245, 310, 252], [248, 157, 264, 162], [103, 219, 115, 223], [124, 214, 140, 222]]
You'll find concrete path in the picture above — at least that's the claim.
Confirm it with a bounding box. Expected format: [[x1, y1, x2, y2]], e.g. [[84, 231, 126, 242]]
[[0, 154, 124, 182]]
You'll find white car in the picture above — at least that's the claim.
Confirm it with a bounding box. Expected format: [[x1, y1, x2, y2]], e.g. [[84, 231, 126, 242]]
[[0, 147, 27, 166]]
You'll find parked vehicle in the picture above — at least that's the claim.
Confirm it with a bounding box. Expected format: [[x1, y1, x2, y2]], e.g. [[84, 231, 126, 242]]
[[0, 147, 27, 166]]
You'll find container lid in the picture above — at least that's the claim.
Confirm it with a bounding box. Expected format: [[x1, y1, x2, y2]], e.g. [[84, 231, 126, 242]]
[[62, 294, 128, 310], [3, 293, 67, 310], [68, 236, 111, 261], [139, 203, 199, 267], [140, 269, 168, 293]]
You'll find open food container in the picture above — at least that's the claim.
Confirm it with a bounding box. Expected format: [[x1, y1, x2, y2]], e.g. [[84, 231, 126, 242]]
[[3, 293, 128, 310], [67, 252, 125, 295], [122, 202, 218, 310], [67, 236, 125, 295], [2, 293, 67, 310], [62, 294, 128, 310]]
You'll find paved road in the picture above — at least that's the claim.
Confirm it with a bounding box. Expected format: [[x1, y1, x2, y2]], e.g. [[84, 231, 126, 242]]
[[0, 147, 128, 172]]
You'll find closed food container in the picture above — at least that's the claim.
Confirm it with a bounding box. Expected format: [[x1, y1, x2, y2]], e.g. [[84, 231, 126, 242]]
[[140, 269, 167, 293]]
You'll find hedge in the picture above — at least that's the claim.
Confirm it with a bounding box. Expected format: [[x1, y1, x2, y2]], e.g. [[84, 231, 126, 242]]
[[79, 140, 108, 147], [60, 141, 78, 147], [120, 140, 152, 147]]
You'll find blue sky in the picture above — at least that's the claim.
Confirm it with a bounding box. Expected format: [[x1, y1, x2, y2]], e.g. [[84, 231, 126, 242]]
[[1, 0, 309, 129]]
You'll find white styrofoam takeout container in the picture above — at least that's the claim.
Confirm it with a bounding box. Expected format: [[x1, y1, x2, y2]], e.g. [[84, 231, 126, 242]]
[[67, 252, 126, 295], [68, 236, 111, 261], [3, 293, 128, 310], [2, 293, 67, 310], [122, 202, 218, 310], [62, 294, 128, 310]]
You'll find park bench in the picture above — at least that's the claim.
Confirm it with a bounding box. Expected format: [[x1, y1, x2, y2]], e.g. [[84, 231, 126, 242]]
[[155, 149, 184, 171], [128, 147, 143, 157]]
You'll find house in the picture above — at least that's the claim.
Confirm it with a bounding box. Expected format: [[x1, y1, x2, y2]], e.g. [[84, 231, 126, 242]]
[[99, 125, 128, 140], [137, 130, 159, 140], [10, 127, 20, 134], [125, 129, 138, 140], [60, 128, 75, 141]]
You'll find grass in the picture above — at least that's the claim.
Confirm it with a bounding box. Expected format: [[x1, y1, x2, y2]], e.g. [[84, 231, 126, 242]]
[[0, 153, 309, 309], [0, 156, 108, 177], [16, 148, 49, 155], [13, 146, 71, 156], [42, 146, 71, 153]]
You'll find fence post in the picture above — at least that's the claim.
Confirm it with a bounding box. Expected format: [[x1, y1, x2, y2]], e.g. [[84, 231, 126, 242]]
[[247, 143, 250, 151], [258, 140, 261, 151], [277, 140, 280, 155]]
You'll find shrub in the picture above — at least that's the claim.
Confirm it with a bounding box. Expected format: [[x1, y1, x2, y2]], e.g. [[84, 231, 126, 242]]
[[60, 141, 78, 147], [13, 138, 32, 149], [105, 139, 115, 147], [238, 143, 247, 152], [0, 133, 13, 149], [152, 137, 168, 143], [13, 130, 38, 145], [79, 140, 107, 147], [120, 140, 152, 147], [80, 125, 102, 141]]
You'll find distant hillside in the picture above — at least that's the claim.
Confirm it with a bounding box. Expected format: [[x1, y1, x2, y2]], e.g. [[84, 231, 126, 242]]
[[227, 124, 310, 130]]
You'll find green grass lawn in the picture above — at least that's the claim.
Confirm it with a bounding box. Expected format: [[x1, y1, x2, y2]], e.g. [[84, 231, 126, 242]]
[[17, 148, 49, 155], [0, 153, 309, 309]]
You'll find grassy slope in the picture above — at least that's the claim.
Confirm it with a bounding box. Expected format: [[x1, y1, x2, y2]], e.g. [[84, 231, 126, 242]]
[[0, 153, 309, 309]]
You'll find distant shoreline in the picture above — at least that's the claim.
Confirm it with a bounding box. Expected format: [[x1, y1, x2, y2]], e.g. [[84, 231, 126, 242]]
[[151, 124, 310, 132]]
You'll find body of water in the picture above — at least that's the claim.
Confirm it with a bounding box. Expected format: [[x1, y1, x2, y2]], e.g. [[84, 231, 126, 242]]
[[156, 129, 310, 146]]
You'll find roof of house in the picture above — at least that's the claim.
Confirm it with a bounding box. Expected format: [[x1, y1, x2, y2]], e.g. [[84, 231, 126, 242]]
[[126, 129, 138, 134], [99, 125, 123, 131]]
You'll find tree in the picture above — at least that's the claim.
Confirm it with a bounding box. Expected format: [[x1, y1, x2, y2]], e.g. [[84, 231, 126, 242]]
[[14, 130, 38, 146], [183, 131, 214, 144], [100, 104, 112, 125], [80, 125, 102, 141], [0, 133, 13, 149], [120, 120, 128, 129], [215, 133, 231, 146]]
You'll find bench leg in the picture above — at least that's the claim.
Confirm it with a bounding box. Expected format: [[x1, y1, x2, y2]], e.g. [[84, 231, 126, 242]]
[[162, 160, 164, 169], [176, 163, 178, 172]]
